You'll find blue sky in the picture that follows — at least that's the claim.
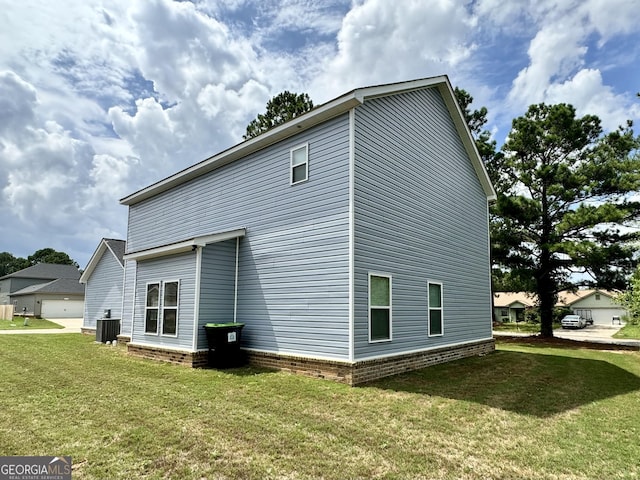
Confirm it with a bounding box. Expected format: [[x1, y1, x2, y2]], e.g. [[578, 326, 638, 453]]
[[0, 0, 639, 268]]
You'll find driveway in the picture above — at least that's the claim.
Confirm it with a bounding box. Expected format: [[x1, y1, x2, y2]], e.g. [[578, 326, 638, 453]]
[[554, 324, 640, 347], [0, 318, 82, 334], [494, 323, 640, 348]]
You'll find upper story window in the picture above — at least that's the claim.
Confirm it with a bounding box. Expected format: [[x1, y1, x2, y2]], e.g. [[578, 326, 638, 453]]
[[290, 143, 309, 185]]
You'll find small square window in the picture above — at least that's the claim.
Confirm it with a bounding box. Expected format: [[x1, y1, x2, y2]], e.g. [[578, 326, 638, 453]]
[[290, 144, 308, 185]]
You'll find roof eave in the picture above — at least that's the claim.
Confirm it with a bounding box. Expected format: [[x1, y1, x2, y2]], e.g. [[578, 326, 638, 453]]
[[120, 95, 363, 206]]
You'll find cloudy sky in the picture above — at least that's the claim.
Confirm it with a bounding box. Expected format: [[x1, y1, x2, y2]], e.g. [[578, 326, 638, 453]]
[[1, 0, 639, 268]]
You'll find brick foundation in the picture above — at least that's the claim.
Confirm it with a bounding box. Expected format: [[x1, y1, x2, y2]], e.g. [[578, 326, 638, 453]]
[[116, 335, 131, 346], [81, 328, 96, 336], [123, 338, 495, 385], [246, 338, 495, 385], [127, 343, 208, 368]]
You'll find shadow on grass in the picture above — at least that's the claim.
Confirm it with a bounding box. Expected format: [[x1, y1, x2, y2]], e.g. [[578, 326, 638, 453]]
[[364, 349, 640, 417]]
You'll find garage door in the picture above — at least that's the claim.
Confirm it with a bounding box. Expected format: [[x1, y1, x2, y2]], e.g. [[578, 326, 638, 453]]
[[574, 308, 625, 325], [41, 300, 84, 318]]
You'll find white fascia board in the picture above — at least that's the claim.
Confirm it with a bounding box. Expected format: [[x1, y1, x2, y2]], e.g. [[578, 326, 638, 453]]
[[124, 228, 246, 261], [79, 240, 108, 284], [436, 81, 497, 202], [354, 75, 448, 103]]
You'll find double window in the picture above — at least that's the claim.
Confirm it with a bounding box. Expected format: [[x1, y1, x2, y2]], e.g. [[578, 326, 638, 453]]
[[428, 282, 443, 336], [290, 143, 308, 185], [369, 273, 392, 342], [145, 281, 179, 336]]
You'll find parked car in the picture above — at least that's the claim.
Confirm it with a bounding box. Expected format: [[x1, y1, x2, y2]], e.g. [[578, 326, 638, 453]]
[[561, 314, 587, 329]]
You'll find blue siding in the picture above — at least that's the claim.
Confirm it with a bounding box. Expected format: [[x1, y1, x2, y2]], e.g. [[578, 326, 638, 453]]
[[82, 250, 124, 329], [353, 88, 492, 359], [196, 239, 237, 350], [131, 252, 197, 350], [120, 260, 135, 337], [126, 115, 351, 359]]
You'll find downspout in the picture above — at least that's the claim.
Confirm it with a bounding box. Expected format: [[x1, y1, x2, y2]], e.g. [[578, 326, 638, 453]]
[[234, 236, 240, 323]]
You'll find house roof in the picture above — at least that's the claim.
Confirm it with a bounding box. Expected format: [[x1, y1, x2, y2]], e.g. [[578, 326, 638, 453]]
[[0, 263, 81, 281], [557, 289, 618, 306], [79, 238, 126, 284], [10, 278, 85, 297], [120, 75, 496, 206], [494, 289, 619, 308], [493, 292, 537, 308]]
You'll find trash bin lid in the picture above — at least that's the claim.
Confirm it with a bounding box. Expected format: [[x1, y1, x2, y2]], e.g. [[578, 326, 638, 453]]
[[204, 322, 245, 328]]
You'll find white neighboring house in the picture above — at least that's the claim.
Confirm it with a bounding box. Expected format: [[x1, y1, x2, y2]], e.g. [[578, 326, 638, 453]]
[[493, 292, 536, 323], [494, 290, 627, 326], [558, 290, 626, 325]]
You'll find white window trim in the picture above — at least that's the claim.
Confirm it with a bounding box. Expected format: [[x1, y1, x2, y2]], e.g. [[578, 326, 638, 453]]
[[368, 272, 392, 343], [290, 143, 309, 185], [144, 282, 160, 336], [161, 279, 180, 338], [143, 280, 180, 337], [428, 281, 444, 337]]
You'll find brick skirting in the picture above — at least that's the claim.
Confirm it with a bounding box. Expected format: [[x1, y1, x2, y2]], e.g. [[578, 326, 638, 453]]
[[116, 335, 131, 346], [127, 343, 208, 368], [246, 338, 495, 385], [123, 338, 495, 385], [81, 328, 96, 336]]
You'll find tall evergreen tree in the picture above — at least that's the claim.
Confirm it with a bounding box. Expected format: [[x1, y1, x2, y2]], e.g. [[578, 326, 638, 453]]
[[491, 104, 640, 337], [244, 91, 314, 139]]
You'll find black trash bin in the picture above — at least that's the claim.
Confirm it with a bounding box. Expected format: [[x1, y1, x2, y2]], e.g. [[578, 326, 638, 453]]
[[203, 322, 245, 368]]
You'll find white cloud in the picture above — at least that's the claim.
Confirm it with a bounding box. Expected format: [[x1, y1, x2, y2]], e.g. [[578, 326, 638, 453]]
[[1, 0, 639, 268], [502, 0, 640, 114], [0, 71, 38, 143], [545, 69, 640, 130], [310, 0, 477, 100], [508, 23, 587, 107]]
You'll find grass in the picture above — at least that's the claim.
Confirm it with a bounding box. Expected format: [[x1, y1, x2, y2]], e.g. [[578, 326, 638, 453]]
[[614, 323, 640, 339], [0, 316, 64, 330], [0, 335, 639, 479]]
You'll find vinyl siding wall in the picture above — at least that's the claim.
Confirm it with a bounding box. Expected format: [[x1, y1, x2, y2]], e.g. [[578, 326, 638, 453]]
[[353, 88, 492, 359], [120, 260, 136, 337], [196, 239, 237, 350], [131, 252, 196, 350], [126, 114, 351, 359], [83, 252, 124, 329]]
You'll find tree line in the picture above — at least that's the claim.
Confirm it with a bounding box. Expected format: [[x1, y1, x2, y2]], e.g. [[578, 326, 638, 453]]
[[246, 87, 640, 337], [0, 248, 79, 277]]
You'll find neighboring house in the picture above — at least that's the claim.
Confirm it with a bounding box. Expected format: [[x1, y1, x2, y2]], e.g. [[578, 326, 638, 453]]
[[79, 238, 126, 334], [494, 290, 627, 326], [1, 264, 84, 318], [493, 292, 535, 323], [118, 76, 497, 385], [559, 290, 625, 325]]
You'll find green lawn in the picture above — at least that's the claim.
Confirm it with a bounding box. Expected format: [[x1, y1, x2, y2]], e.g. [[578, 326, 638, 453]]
[[614, 323, 640, 339], [0, 317, 64, 330], [1, 335, 639, 479]]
